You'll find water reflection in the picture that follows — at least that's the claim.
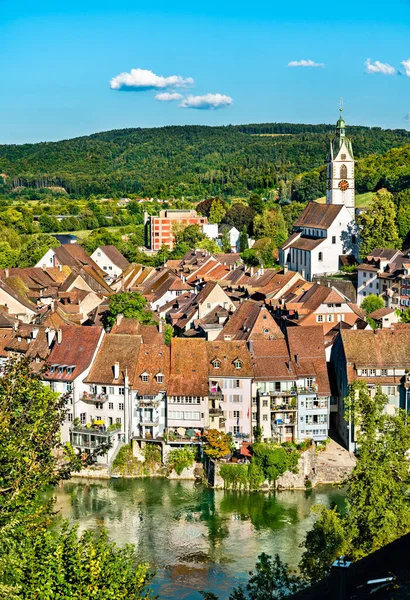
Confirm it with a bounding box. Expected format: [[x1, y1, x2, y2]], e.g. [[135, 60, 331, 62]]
[[54, 478, 345, 600]]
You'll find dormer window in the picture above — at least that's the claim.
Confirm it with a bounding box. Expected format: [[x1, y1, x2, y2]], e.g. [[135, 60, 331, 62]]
[[58, 366, 65, 374], [141, 372, 149, 382], [234, 360, 242, 370], [212, 359, 221, 369], [156, 373, 164, 383]]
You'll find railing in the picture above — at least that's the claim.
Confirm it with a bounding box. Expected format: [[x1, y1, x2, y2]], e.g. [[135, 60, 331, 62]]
[[70, 426, 116, 449], [209, 390, 224, 399], [81, 392, 109, 402], [209, 407, 224, 416], [139, 416, 160, 425], [305, 402, 328, 410], [271, 402, 297, 411]]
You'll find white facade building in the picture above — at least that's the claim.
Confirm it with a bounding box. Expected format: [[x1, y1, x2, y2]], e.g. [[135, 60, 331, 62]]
[[279, 109, 359, 281]]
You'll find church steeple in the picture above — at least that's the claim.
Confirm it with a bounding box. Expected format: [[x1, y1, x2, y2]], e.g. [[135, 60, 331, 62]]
[[326, 104, 355, 218]]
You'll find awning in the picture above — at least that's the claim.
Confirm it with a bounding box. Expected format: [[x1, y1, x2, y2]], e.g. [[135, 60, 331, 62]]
[[93, 420, 105, 425]]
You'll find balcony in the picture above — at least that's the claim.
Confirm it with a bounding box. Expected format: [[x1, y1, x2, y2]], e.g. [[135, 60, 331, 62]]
[[81, 392, 108, 403], [209, 407, 224, 416], [209, 389, 224, 400], [70, 426, 116, 449], [137, 396, 160, 408], [271, 401, 297, 411], [139, 416, 160, 426]]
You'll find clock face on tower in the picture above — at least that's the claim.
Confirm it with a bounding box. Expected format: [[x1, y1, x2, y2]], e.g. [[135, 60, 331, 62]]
[[338, 180, 349, 191]]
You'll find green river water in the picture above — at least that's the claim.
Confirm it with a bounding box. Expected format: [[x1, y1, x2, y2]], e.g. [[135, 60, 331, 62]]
[[54, 479, 345, 600]]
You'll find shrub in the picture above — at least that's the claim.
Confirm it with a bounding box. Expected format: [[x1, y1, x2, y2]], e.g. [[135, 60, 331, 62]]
[[166, 447, 196, 475]]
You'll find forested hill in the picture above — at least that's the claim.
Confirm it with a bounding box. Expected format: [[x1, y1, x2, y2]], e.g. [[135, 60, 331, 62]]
[[0, 123, 409, 198]]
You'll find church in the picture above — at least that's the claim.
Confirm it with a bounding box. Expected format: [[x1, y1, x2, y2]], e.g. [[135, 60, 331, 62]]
[[279, 108, 359, 281]]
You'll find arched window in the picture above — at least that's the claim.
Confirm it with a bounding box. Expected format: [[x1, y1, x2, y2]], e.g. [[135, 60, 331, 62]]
[[340, 164, 348, 179]]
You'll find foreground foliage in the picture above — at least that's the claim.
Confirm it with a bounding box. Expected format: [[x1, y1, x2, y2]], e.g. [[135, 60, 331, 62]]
[[0, 358, 155, 599]]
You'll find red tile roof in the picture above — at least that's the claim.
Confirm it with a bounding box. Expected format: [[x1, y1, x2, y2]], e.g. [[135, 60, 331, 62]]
[[44, 325, 103, 381]]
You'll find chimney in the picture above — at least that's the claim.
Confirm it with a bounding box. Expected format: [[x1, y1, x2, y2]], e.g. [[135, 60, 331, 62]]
[[57, 328, 62, 344], [158, 319, 163, 333], [294, 353, 299, 365], [58, 264, 62, 272], [46, 328, 55, 347], [250, 267, 254, 277], [4, 268, 9, 278], [114, 362, 120, 380], [116, 313, 124, 326], [283, 264, 288, 274], [248, 339, 254, 354]]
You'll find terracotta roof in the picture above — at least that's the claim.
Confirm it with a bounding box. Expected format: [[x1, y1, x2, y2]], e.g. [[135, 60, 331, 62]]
[[368, 307, 395, 319], [134, 344, 170, 395], [168, 338, 209, 396], [294, 202, 344, 230], [290, 284, 346, 311], [217, 301, 284, 341], [0, 278, 37, 313], [98, 246, 130, 271], [55, 244, 105, 276], [341, 326, 410, 370], [283, 237, 324, 252], [207, 340, 253, 377], [367, 248, 402, 261], [43, 325, 103, 381], [0, 328, 14, 358], [111, 317, 163, 344], [85, 334, 141, 386]]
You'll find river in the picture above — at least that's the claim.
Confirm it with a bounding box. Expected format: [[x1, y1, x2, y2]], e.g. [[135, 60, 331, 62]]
[[54, 478, 345, 599]]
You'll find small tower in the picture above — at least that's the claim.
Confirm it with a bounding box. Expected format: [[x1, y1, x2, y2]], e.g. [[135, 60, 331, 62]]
[[326, 103, 355, 218]]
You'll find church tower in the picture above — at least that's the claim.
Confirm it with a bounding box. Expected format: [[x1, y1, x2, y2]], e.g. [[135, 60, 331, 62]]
[[326, 105, 355, 218]]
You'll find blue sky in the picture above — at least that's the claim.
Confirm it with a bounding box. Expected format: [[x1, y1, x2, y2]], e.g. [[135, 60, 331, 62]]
[[1, 0, 410, 143]]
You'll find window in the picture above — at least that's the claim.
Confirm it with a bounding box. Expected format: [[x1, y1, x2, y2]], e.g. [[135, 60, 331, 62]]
[[332, 236, 336, 244], [327, 315, 333, 322], [206, 302, 211, 309], [141, 374, 149, 382], [262, 399, 268, 407], [108, 402, 114, 410], [119, 387, 125, 395], [66, 413, 73, 422], [156, 374, 164, 383], [116, 417, 122, 425], [363, 272, 366, 279], [361, 369, 368, 376], [252, 411, 257, 420], [234, 360, 242, 370], [369, 369, 376, 376], [306, 378, 313, 388], [234, 380, 240, 388], [233, 410, 240, 418], [263, 414, 268, 421], [212, 360, 221, 369], [387, 386, 396, 396], [232, 394, 241, 402], [381, 369, 387, 376], [109, 387, 114, 395], [96, 402, 103, 410], [363, 292, 366, 297], [318, 252, 323, 261], [80, 412, 86, 425], [233, 426, 240, 434], [316, 315, 323, 322], [340, 164, 348, 179], [119, 403, 124, 411]]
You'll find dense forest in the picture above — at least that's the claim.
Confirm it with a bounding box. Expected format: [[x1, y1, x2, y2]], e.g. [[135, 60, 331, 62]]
[[1, 123, 409, 199]]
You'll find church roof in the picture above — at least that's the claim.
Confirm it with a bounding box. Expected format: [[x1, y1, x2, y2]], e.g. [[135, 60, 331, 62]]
[[294, 202, 344, 230]]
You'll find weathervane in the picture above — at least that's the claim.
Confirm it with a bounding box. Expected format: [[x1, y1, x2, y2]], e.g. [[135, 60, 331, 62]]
[[339, 97, 344, 113]]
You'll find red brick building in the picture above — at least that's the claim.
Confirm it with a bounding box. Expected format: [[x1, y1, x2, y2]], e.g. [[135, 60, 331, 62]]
[[146, 210, 207, 250]]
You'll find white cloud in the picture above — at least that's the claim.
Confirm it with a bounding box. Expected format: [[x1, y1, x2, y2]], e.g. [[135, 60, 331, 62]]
[[155, 92, 184, 102], [288, 59, 325, 68], [401, 58, 410, 77], [365, 59, 396, 75], [110, 68, 193, 91], [180, 93, 233, 110]]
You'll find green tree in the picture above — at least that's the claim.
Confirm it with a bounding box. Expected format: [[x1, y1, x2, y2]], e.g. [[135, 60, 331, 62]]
[[241, 248, 260, 266], [397, 307, 410, 323], [361, 293, 384, 315], [343, 383, 410, 560], [223, 204, 255, 233], [281, 202, 306, 235], [396, 189, 410, 243], [198, 237, 220, 253], [0, 358, 155, 599], [39, 214, 61, 233], [248, 194, 264, 215], [239, 226, 249, 252], [18, 233, 60, 267], [221, 227, 231, 253], [164, 323, 173, 346], [209, 199, 227, 224], [175, 224, 204, 248], [253, 208, 287, 247], [0, 242, 18, 268], [299, 506, 346, 582], [357, 189, 400, 259], [106, 292, 156, 328]]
